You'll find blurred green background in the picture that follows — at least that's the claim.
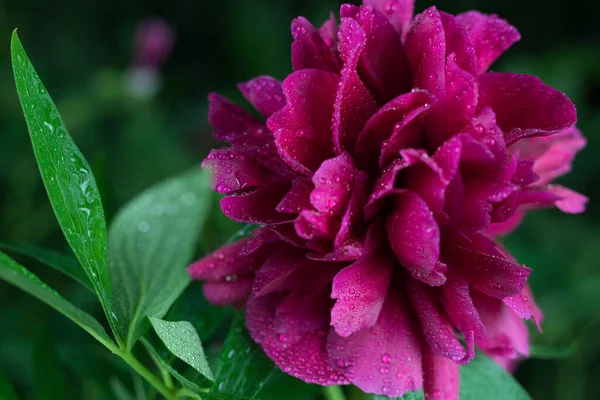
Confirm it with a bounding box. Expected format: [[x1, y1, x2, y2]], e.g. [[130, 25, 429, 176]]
[[0, 0, 598, 399]]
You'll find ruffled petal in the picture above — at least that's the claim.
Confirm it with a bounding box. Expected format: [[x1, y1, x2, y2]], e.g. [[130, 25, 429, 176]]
[[386, 191, 444, 286], [478, 73, 577, 145], [275, 286, 332, 333], [456, 11, 520, 74], [472, 291, 530, 359], [276, 177, 313, 214], [238, 76, 286, 118], [443, 231, 530, 298], [330, 251, 393, 337], [202, 148, 274, 194], [221, 185, 290, 224], [406, 279, 469, 362], [422, 345, 460, 400], [503, 285, 543, 330], [188, 239, 257, 281], [310, 153, 357, 216], [203, 278, 253, 307], [333, 18, 379, 154], [353, 5, 413, 102], [363, 0, 415, 41], [354, 90, 435, 172], [327, 288, 423, 397], [268, 69, 339, 175], [247, 293, 349, 385], [547, 185, 588, 214], [291, 17, 340, 72]]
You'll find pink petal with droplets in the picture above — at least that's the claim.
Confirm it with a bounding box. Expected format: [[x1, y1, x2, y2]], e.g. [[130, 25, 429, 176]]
[[387, 191, 445, 286], [422, 345, 460, 400], [295, 209, 339, 240], [327, 288, 423, 397], [478, 73, 577, 145], [247, 293, 350, 386], [277, 177, 314, 214], [363, 0, 415, 41], [334, 171, 370, 252], [444, 231, 530, 298], [485, 209, 525, 236], [208, 94, 293, 176], [406, 279, 469, 362], [456, 11, 521, 74], [461, 180, 518, 230], [439, 11, 477, 75], [333, 18, 379, 154], [405, 7, 447, 145], [291, 17, 340, 72], [330, 251, 393, 337], [268, 69, 339, 175], [188, 239, 256, 281], [220, 185, 290, 224], [354, 5, 413, 102], [310, 152, 357, 216], [445, 53, 478, 134], [275, 287, 332, 333], [472, 290, 530, 359], [252, 246, 309, 296], [503, 285, 544, 331], [203, 277, 253, 307], [238, 76, 286, 118], [354, 90, 435, 172], [319, 13, 339, 49], [441, 268, 488, 360], [202, 148, 274, 194]]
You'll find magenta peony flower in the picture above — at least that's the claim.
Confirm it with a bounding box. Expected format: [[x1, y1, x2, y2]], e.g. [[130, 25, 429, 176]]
[[189, 1, 586, 398]]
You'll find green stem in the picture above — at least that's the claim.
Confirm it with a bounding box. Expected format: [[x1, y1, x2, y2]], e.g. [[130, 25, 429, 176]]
[[120, 350, 177, 400], [323, 385, 347, 400], [100, 338, 176, 400]]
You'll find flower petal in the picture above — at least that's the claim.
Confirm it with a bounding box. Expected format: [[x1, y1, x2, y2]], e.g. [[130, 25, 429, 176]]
[[386, 191, 445, 286], [354, 90, 435, 172], [221, 185, 290, 224], [275, 286, 332, 333], [406, 279, 469, 362], [310, 153, 357, 216], [204, 278, 253, 307], [268, 69, 339, 175], [188, 239, 257, 281], [503, 285, 543, 331], [291, 17, 340, 72], [472, 290, 530, 359], [363, 0, 415, 41], [354, 5, 413, 102], [445, 53, 478, 134], [202, 148, 274, 194], [333, 18, 379, 154], [330, 251, 393, 337], [478, 73, 577, 145], [456, 11, 520, 74], [444, 231, 530, 298], [547, 185, 588, 214], [247, 293, 349, 385], [422, 345, 460, 400], [276, 177, 314, 214], [327, 288, 423, 397], [238, 76, 286, 118]]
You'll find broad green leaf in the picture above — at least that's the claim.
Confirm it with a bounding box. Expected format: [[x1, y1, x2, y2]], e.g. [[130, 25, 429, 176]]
[[108, 167, 211, 349], [11, 32, 112, 318], [141, 338, 202, 393], [150, 318, 213, 383], [0, 251, 113, 346], [167, 283, 230, 341], [0, 369, 20, 400], [0, 242, 92, 291], [459, 353, 531, 399], [373, 391, 423, 400], [32, 329, 67, 400], [213, 313, 274, 398]]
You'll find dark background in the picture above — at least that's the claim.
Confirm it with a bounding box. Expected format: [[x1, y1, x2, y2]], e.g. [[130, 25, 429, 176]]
[[0, 0, 599, 399]]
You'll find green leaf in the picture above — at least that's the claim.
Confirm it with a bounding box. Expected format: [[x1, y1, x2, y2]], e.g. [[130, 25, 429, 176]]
[[11, 32, 112, 317], [141, 338, 202, 392], [0, 242, 92, 291], [0, 369, 20, 400], [32, 328, 67, 400], [108, 167, 211, 349], [373, 391, 423, 400], [213, 313, 274, 398], [459, 353, 531, 399], [149, 318, 213, 383], [167, 283, 230, 341], [0, 250, 113, 346]]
